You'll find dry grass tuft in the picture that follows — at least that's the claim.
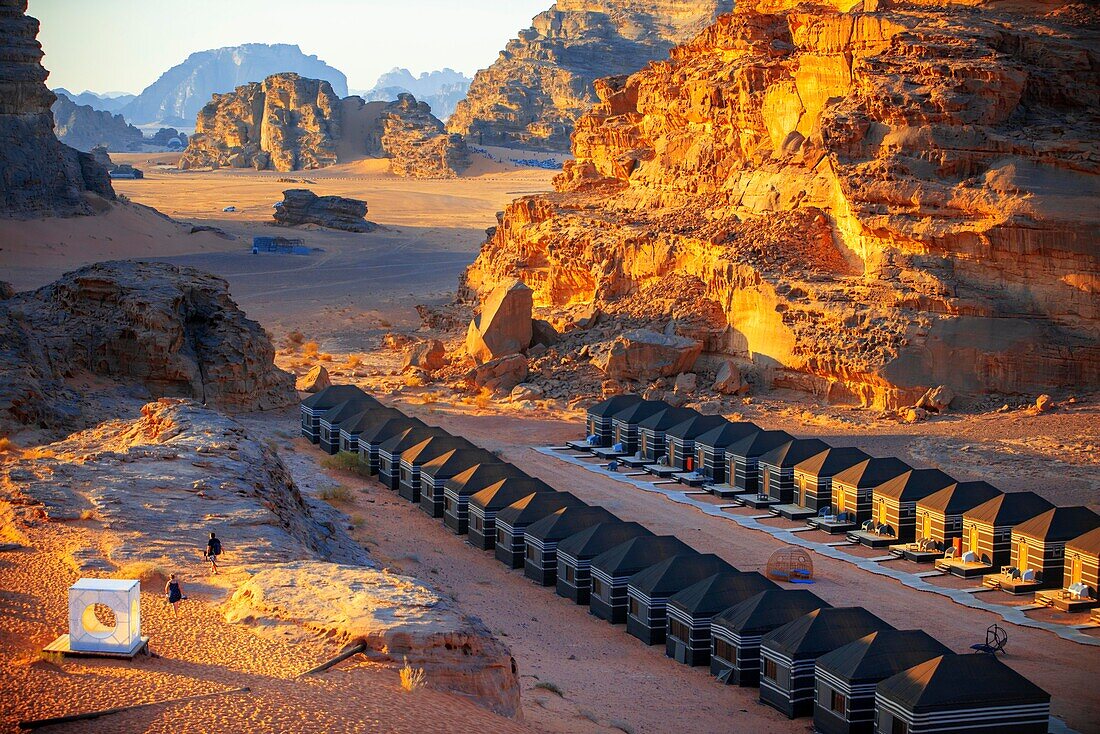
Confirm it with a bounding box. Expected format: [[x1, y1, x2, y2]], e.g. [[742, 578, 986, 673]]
[[302, 341, 319, 358], [116, 561, 170, 588], [474, 388, 494, 410], [318, 353, 333, 362], [534, 681, 564, 697], [345, 354, 362, 369], [320, 452, 372, 478], [78, 509, 96, 521], [0, 437, 19, 454], [399, 657, 426, 692], [319, 484, 354, 502]]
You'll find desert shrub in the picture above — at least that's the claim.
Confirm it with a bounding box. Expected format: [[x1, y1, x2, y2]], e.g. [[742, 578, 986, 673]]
[[302, 341, 319, 358], [116, 561, 170, 588], [78, 509, 96, 521], [319, 485, 354, 502], [287, 330, 305, 345], [474, 388, 494, 409], [318, 353, 333, 362], [534, 681, 563, 697], [345, 354, 362, 369], [399, 658, 426, 692], [320, 452, 372, 478], [0, 437, 19, 453]]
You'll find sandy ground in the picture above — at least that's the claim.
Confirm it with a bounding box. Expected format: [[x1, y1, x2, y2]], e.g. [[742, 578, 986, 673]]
[[258, 403, 1098, 734]]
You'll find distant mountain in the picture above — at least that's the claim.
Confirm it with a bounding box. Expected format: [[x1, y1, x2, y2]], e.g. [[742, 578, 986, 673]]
[[119, 43, 348, 125], [52, 88, 135, 113], [358, 68, 471, 121], [51, 93, 144, 152]]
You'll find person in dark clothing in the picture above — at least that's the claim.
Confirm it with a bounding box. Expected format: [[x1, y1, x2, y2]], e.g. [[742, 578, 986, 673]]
[[205, 532, 222, 575], [165, 574, 184, 617]]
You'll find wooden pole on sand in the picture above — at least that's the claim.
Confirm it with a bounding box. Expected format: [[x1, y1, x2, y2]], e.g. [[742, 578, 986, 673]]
[[296, 641, 367, 678]]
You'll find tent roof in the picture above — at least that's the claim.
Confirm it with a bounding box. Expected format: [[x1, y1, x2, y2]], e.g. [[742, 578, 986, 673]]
[[638, 406, 700, 431], [377, 425, 451, 454], [668, 571, 778, 618], [1013, 506, 1100, 543], [319, 399, 380, 424], [358, 416, 427, 445], [1067, 527, 1100, 556], [587, 394, 644, 418], [421, 448, 500, 477], [877, 654, 1049, 713], [399, 434, 477, 464], [469, 477, 557, 511], [665, 414, 732, 441], [626, 553, 737, 597], [556, 522, 653, 559], [339, 407, 405, 435], [832, 457, 912, 489], [610, 400, 669, 424], [759, 438, 832, 469], [301, 385, 372, 410], [762, 607, 893, 658], [873, 468, 957, 502], [794, 447, 872, 478], [727, 430, 796, 460], [964, 491, 1054, 526], [444, 463, 529, 494], [591, 535, 696, 576], [917, 481, 1002, 516], [524, 506, 620, 543], [712, 589, 831, 636], [815, 630, 951, 683], [694, 422, 761, 451], [495, 491, 587, 526]]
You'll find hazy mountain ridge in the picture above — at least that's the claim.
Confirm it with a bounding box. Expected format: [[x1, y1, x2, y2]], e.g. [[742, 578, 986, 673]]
[[357, 67, 471, 121]]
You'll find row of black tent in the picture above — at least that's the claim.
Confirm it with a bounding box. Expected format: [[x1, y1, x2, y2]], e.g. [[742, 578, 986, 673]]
[[301, 386, 1052, 734]]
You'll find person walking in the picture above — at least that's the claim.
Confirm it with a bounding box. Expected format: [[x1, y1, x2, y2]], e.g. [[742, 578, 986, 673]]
[[165, 574, 184, 617], [205, 531, 222, 575]]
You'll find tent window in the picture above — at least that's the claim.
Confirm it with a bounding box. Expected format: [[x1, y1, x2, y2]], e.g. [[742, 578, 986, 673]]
[[472, 516, 482, 531], [829, 689, 846, 715], [669, 618, 690, 643], [762, 658, 777, 682], [890, 717, 909, 734], [628, 597, 641, 619], [713, 638, 734, 662], [496, 528, 505, 545], [591, 578, 604, 597], [526, 544, 536, 560], [563, 565, 575, 583]]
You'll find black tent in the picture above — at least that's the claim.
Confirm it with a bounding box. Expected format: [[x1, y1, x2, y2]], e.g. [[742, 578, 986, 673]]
[[874, 654, 1050, 734], [717, 429, 794, 499], [662, 414, 730, 472], [636, 407, 700, 465], [759, 607, 893, 718], [665, 571, 778, 666], [443, 463, 530, 535], [625, 553, 737, 645], [300, 385, 372, 442], [938, 491, 1054, 576], [810, 457, 912, 532], [787, 447, 872, 517], [1006, 506, 1100, 592], [396, 434, 476, 503], [758, 438, 832, 505], [337, 406, 405, 454], [418, 448, 500, 518], [609, 400, 668, 457], [355, 416, 426, 476], [711, 589, 831, 686], [467, 477, 557, 550], [317, 399, 384, 454], [589, 535, 696, 623], [523, 506, 620, 585], [555, 522, 653, 604], [494, 491, 588, 569], [572, 394, 644, 451], [813, 630, 951, 734], [855, 468, 957, 546], [901, 481, 1002, 561], [692, 421, 761, 484], [376, 426, 452, 492]]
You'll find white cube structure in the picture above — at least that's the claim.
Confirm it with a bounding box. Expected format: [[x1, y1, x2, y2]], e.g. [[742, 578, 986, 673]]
[[68, 578, 142, 654]]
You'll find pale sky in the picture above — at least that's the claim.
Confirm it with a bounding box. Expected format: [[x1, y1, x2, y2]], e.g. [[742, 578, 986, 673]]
[[29, 0, 549, 94]]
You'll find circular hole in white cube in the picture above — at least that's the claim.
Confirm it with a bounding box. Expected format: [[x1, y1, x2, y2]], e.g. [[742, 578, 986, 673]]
[[81, 602, 118, 639]]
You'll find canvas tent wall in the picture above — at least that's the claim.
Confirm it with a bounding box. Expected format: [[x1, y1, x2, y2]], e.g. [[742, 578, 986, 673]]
[[555, 522, 653, 604], [717, 429, 795, 499], [355, 416, 427, 475], [317, 398, 381, 454], [1007, 506, 1100, 589], [418, 449, 500, 518], [865, 469, 956, 542], [637, 407, 699, 464], [945, 491, 1054, 574], [338, 406, 405, 454], [1062, 526, 1100, 596], [610, 400, 668, 456], [912, 481, 1002, 551], [300, 385, 372, 442], [759, 438, 832, 505], [791, 448, 871, 513], [710, 589, 831, 687], [826, 458, 913, 524], [663, 414, 730, 471], [583, 394, 643, 448]]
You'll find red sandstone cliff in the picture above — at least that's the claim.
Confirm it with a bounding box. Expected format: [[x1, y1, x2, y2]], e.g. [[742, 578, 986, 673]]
[[463, 0, 1100, 408]]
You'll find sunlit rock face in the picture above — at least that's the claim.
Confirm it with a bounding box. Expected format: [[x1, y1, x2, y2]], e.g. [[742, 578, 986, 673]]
[[463, 0, 1100, 408], [447, 0, 734, 151]]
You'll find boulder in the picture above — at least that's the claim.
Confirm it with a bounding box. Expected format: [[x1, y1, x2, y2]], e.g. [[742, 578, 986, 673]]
[[713, 361, 748, 395], [1035, 394, 1054, 412], [465, 280, 533, 364], [402, 339, 445, 372], [696, 400, 723, 415], [273, 189, 377, 232], [901, 406, 929, 423], [917, 385, 955, 413], [592, 329, 702, 381], [465, 354, 528, 394], [510, 383, 544, 402], [0, 282, 13, 300], [297, 364, 331, 393], [673, 372, 698, 394], [531, 318, 560, 347]]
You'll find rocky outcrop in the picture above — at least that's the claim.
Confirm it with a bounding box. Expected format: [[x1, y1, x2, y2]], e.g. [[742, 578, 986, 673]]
[[297, 364, 331, 393], [180, 76, 467, 177], [447, 0, 734, 151], [591, 329, 701, 380], [226, 561, 521, 717], [273, 189, 377, 232], [362, 67, 471, 121], [0, 0, 114, 216], [180, 73, 341, 172], [0, 261, 295, 433], [0, 398, 369, 568], [465, 355, 530, 395], [150, 127, 188, 150], [466, 280, 533, 364], [382, 94, 470, 178], [119, 43, 348, 126], [51, 92, 144, 152], [463, 0, 1100, 408]]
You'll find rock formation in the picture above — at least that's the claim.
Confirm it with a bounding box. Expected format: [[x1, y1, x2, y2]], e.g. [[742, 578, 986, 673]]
[[51, 92, 144, 152], [119, 43, 348, 126], [274, 189, 377, 232], [591, 329, 701, 380], [447, 0, 734, 151], [51, 88, 135, 114], [180, 73, 341, 172], [150, 126, 188, 150], [361, 67, 471, 121], [0, 261, 295, 433], [0, 0, 114, 216], [463, 0, 1100, 408], [226, 562, 521, 717], [466, 280, 533, 364], [382, 94, 470, 178], [0, 398, 369, 568], [180, 76, 468, 177], [297, 364, 331, 393]]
